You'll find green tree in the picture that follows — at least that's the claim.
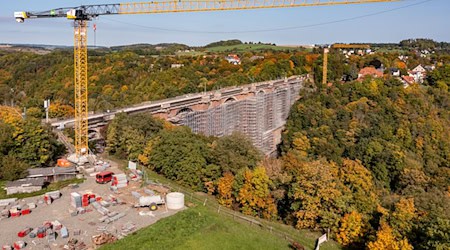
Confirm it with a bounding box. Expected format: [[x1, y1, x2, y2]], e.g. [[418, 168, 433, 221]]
[[0, 154, 29, 181], [210, 132, 261, 174]]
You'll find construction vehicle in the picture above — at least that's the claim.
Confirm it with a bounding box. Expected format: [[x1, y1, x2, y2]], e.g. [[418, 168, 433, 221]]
[[322, 43, 371, 85], [14, 0, 398, 156]]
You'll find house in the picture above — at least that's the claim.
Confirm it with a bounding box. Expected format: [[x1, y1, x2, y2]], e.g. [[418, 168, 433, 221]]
[[358, 67, 383, 80], [390, 68, 400, 77], [5, 178, 45, 195], [408, 65, 426, 84], [412, 65, 426, 73], [27, 166, 78, 183], [424, 65, 435, 71], [225, 54, 241, 65], [171, 64, 184, 68], [401, 75, 415, 88]]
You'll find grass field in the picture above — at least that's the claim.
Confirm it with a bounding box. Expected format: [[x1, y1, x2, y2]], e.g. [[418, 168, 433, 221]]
[[206, 44, 304, 53], [101, 204, 339, 250]]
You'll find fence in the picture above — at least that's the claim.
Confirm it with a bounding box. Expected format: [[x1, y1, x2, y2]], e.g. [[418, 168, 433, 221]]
[[146, 178, 319, 250]]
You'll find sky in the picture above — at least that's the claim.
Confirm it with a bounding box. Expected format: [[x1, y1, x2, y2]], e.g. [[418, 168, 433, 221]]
[[0, 0, 449, 47]]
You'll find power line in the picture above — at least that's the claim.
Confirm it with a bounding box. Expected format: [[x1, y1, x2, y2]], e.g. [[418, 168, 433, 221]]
[[101, 0, 433, 34]]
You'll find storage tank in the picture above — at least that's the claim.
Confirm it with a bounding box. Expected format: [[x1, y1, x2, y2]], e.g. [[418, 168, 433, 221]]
[[166, 192, 184, 210]]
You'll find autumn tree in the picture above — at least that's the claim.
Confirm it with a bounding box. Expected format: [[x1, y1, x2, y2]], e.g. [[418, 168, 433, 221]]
[[217, 172, 234, 208], [368, 222, 413, 250], [237, 167, 277, 220], [389, 198, 417, 239], [284, 152, 347, 230], [335, 211, 364, 246]]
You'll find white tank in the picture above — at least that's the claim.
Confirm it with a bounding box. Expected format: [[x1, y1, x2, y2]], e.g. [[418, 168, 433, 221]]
[[166, 192, 185, 210], [139, 195, 163, 206]]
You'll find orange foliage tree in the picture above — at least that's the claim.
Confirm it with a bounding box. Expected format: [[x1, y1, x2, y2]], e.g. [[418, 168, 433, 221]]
[[217, 172, 235, 208]]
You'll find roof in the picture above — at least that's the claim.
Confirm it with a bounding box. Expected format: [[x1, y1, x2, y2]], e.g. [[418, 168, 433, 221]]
[[359, 67, 383, 78], [6, 178, 45, 188], [402, 75, 415, 84], [28, 167, 77, 178]]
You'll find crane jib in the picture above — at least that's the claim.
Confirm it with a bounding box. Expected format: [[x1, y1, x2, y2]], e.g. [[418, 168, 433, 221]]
[[15, 0, 400, 22]]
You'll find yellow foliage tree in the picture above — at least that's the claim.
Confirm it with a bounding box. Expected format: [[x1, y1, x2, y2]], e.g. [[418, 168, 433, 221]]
[[237, 167, 277, 219], [336, 211, 364, 246], [217, 172, 234, 208], [390, 198, 417, 238], [292, 132, 310, 158], [49, 101, 74, 118], [0, 106, 22, 125], [368, 222, 413, 250], [339, 159, 379, 214]]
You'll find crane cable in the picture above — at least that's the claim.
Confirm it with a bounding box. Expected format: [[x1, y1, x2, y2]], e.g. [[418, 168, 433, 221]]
[[100, 0, 433, 34]]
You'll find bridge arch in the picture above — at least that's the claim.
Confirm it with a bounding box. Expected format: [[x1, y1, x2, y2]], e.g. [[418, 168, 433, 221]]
[[176, 107, 194, 116], [224, 97, 237, 103], [256, 89, 265, 95]]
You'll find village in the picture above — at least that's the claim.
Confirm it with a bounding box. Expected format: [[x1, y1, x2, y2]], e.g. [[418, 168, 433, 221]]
[[0, 158, 186, 250]]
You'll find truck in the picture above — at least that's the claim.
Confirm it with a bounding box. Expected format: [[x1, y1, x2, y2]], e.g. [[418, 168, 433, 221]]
[[134, 195, 165, 211]]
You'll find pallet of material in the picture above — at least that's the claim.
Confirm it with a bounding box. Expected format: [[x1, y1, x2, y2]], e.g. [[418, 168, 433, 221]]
[[45, 190, 61, 200], [104, 212, 126, 224], [0, 198, 17, 207], [60, 226, 69, 238]]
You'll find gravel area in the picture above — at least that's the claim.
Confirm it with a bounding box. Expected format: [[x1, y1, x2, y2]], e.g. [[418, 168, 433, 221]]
[[0, 162, 182, 249]]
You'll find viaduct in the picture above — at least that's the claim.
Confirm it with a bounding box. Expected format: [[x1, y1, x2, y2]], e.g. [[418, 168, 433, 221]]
[[51, 76, 305, 155]]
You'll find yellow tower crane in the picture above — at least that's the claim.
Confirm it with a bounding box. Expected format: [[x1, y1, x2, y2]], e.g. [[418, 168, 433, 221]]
[[323, 43, 371, 85], [14, 0, 398, 156]]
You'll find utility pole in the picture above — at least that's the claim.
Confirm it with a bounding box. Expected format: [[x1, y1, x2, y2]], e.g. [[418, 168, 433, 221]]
[[44, 99, 50, 123]]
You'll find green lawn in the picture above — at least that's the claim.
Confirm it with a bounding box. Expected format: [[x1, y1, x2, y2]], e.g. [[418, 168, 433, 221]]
[[102, 205, 305, 250]]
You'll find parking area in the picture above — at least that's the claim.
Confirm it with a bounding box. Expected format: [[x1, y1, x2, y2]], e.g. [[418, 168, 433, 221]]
[[0, 162, 184, 249]]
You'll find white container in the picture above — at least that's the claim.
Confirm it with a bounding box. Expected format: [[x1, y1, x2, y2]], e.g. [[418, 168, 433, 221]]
[[166, 192, 184, 210]]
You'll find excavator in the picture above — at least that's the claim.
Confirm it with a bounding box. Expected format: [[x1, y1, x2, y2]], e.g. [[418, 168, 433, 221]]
[[14, 0, 399, 157]]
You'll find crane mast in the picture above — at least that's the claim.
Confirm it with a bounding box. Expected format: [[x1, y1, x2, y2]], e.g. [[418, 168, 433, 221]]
[[14, 0, 399, 157]]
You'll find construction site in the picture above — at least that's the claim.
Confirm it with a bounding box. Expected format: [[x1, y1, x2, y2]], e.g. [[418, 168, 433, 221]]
[[0, 160, 186, 249]]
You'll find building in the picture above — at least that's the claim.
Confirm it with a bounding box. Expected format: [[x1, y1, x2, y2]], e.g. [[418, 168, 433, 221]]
[[225, 54, 241, 65], [358, 67, 383, 80], [27, 167, 78, 183], [171, 63, 184, 68], [390, 68, 400, 77], [5, 178, 45, 195], [401, 75, 415, 88], [408, 64, 426, 83]]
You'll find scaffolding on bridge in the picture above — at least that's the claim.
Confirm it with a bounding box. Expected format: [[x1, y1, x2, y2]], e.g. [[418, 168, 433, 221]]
[[177, 81, 303, 155]]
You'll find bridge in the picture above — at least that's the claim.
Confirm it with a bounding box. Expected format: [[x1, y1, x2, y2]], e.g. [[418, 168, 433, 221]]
[[51, 75, 305, 155]]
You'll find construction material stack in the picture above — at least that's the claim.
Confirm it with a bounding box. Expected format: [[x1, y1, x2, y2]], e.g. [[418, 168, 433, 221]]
[[71, 192, 82, 208], [111, 174, 128, 188]]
